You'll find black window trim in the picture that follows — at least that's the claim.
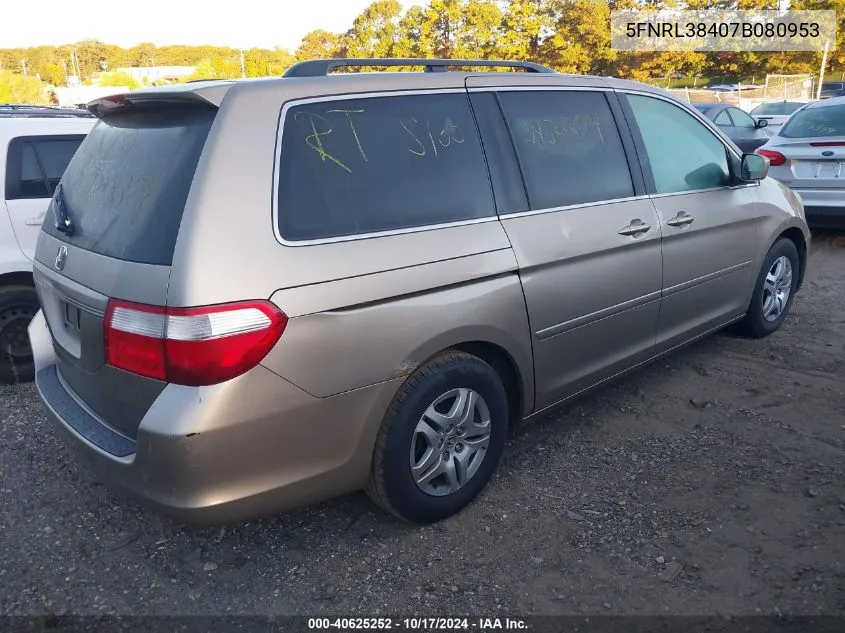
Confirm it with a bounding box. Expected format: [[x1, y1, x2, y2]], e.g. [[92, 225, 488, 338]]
[[466, 91, 530, 216], [469, 86, 649, 220], [271, 88, 500, 247], [4, 134, 87, 201], [616, 90, 758, 199], [714, 108, 734, 126]]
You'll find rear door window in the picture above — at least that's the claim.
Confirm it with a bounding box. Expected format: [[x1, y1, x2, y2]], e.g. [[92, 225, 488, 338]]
[[5, 136, 85, 200], [276, 92, 495, 241], [714, 110, 732, 125], [496, 90, 634, 210], [728, 108, 756, 128], [42, 107, 216, 265]]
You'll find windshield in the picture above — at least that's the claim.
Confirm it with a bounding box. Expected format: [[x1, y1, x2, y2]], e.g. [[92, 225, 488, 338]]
[[751, 102, 806, 116], [780, 104, 845, 138]]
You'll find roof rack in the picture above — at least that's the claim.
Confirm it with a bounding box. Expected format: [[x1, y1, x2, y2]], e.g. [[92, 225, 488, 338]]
[[0, 104, 94, 119], [283, 58, 555, 78]]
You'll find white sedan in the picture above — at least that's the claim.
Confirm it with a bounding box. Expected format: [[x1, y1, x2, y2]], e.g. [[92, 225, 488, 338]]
[[756, 96, 845, 228], [749, 100, 812, 134]]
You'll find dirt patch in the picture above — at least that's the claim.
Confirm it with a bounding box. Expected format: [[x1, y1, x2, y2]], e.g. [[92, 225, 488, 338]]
[[0, 232, 843, 617]]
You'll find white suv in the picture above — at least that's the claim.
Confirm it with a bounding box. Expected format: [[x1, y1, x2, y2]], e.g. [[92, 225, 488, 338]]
[[0, 106, 94, 383]]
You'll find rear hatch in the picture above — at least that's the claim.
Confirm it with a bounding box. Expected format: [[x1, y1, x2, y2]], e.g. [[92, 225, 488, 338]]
[[767, 137, 845, 188], [33, 96, 218, 439]]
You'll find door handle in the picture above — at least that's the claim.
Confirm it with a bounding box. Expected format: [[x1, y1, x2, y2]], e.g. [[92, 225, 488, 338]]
[[666, 211, 695, 227], [25, 213, 46, 226], [618, 219, 651, 237]]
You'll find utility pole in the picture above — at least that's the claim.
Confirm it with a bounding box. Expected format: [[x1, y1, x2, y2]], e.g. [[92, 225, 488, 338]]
[[21, 59, 27, 76], [240, 49, 246, 78], [817, 39, 830, 100]]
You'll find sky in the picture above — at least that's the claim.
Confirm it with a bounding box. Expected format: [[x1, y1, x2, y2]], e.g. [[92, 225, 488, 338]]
[[2, 0, 418, 51]]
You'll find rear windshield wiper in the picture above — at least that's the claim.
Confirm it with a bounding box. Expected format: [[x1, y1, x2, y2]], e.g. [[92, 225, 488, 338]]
[[52, 184, 75, 236]]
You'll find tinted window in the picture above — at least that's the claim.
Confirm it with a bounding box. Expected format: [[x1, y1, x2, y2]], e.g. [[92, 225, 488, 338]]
[[43, 107, 216, 265], [714, 109, 732, 125], [5, 136, 84, 200], [780, 104, 845, 138], [468, 92, 528, 215], [751, 102, 806, 116], [277, 93, 494, 241], [729, 108, 756, 128], [20, 143, 49, 198], [497, 91, 634, 210], [626, 94, 730, 194]]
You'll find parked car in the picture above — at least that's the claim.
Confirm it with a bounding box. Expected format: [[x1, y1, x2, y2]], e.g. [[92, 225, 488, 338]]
[[29, 59, 810, 524], [749, 99, 812, 134], [0, 106, 94, 383], [706, 84, 738, 92], [694, 103, 771, 152], [756, 96, 845, 228], [818, 81, 845, 99]]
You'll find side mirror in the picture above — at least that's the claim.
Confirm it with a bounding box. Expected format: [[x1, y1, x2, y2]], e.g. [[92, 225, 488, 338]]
[[755, 119, 769, 129], [741, 153, 769, 181]]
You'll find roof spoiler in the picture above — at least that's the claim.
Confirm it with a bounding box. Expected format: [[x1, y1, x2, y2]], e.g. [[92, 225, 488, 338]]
[[86, 90, 221, 117]]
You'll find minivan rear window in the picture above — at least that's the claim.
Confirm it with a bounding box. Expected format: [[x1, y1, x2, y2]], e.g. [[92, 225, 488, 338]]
[[43, 107, 216, 265], [276, 93, 495, 241]]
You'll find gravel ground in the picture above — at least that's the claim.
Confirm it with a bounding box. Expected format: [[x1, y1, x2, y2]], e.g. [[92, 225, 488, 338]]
[[1, 231, 843, 618]]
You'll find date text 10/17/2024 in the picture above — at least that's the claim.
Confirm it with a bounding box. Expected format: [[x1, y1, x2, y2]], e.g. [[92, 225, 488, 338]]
[[307, 617, 528, 630]]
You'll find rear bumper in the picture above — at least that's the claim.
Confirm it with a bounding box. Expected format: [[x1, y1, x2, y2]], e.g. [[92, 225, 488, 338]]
[[29, 310, 400, 523]]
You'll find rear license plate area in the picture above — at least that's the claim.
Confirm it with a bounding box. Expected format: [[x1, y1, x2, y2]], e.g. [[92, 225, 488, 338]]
[[813, 161, 845, 178], [63, 300, 82, 330]]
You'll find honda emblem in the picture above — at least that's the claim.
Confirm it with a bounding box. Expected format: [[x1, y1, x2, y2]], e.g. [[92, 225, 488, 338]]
[[55, 245, 68, 271]]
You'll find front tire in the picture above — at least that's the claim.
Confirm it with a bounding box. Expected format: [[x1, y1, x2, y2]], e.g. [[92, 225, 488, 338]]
[[739, 238, 800, 339], [367, 351, 509, 523]]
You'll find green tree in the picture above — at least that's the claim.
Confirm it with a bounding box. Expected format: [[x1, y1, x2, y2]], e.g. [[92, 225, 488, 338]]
[[342, 0, 403, 59], [392, 0, 502, 60], [188, 59, 215, 81], [0, 70, 48, 104], [97, 71, 140, 89], [393, 6, 430, 58], [455, 0, 502, 59], [538, 0, 617, 74], [296, 30, 343, 61], [38, 62, 65, 85], [499, 0, 554, 61]]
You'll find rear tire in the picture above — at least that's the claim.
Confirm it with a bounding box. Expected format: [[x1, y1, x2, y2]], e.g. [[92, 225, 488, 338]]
[[366, 351, 509, 523], [0, 285, 39, 384], [738, 238, 800, 339]]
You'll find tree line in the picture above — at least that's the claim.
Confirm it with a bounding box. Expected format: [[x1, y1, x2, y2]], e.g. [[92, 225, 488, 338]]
[[2, 0, 845, 102]]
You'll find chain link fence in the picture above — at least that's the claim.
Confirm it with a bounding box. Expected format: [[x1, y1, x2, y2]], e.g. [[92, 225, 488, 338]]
[[663, 73, 814, 111]]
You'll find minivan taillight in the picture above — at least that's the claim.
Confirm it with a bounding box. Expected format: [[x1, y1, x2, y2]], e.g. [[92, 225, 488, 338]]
[[755, 149, 786, 166], [104, 299, 287, 386]]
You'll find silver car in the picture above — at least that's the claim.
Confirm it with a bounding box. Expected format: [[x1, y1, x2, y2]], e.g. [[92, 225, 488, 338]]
[[749, 99, 812, 135], [756, 96, 845, 227]]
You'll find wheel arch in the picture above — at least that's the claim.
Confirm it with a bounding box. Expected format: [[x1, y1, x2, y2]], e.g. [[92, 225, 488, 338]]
[[447, 340, 526, 424], [0, 270, 35, 289], [776, 227, 807, 291]]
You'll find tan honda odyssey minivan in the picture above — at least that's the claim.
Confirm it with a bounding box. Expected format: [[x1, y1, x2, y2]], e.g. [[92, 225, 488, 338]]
[[29, 59, 810, 524]]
